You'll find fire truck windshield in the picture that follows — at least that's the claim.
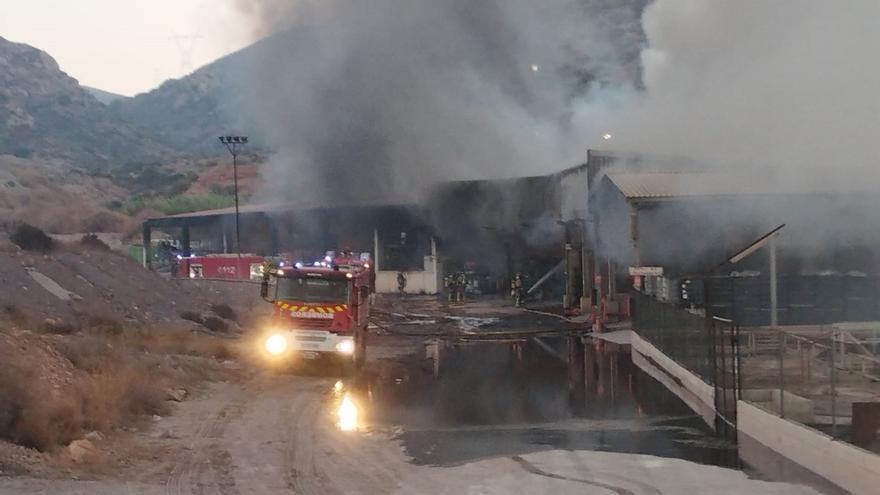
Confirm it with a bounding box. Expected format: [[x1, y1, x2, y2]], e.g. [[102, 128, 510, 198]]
[[276, 277, 349, 303]]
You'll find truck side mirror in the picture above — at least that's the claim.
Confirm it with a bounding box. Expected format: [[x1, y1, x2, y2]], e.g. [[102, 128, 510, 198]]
[[359, 286, 369, 300]]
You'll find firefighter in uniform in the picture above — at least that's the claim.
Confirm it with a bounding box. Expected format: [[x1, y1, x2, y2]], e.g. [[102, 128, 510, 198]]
[[511, 272, 524, 307], [397, 271, 407, 297], [444, 274, 455, 302], [455, 272, 467, 302]]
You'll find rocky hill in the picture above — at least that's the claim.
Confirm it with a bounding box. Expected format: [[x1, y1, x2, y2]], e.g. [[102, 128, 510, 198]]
[[109, 40, 268, 155], [83, 86, 127, 105], [0, 154, 134, 234], [0, 36, 172, 170]]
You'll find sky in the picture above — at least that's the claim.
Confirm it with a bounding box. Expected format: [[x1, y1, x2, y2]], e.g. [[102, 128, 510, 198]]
[[0, 0, 256, 96]]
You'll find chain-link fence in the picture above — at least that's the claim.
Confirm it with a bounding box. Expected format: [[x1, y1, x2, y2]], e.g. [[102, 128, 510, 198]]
[[631, 290, 714, 384], [680, 274, 880, 326], [739, 325, 880, 453]]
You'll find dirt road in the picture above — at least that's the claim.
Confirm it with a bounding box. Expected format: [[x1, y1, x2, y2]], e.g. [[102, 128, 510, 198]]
[[158, 376, 410, 495], [0, 299, 830, 494], [0, 372, 824, 495]]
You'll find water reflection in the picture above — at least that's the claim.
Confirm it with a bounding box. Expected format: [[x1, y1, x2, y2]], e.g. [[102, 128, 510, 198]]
[[340, 337, 743, 468], [337, 393, 359, 432]]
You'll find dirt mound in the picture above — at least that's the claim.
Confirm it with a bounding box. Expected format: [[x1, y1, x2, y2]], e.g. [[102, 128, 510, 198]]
[[0, 245, 257, 328], [0, 321, 239, 459], [0, 240, 262, 467]]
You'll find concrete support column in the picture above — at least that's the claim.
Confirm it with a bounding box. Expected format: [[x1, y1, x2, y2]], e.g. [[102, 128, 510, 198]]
[[607, 257, 616, 300], [582, 250, 594, 312], [629, 204, 640, 268], [222, 220, 232, 254], [373, 228, 381, 272], [581, 221, 592, 313], [564, 241, 575, 310], [431, 236, 440, 292], [142, 222, 152, 269], [770, 236, 778, 327], [181, 226, 191, 257]]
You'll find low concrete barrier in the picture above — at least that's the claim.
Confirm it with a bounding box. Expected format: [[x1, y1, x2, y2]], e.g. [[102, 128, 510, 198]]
[[738, 400, 880, 495], [741, 389, 814, 424], [630, 332, 716, 426]]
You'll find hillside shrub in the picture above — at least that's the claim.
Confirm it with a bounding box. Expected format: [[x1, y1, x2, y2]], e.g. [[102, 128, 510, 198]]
[[80, 234, 111, 251], [0, 362, 81, 451], [42, 319, 79, 335], [202, 316, 229, 334], [9, 223, 53, 252], [210, 303, 238, 322], [179, 311, 204, 324]]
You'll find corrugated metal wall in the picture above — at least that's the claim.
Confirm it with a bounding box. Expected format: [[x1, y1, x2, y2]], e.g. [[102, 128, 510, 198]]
[[683, 275, 879, 326]]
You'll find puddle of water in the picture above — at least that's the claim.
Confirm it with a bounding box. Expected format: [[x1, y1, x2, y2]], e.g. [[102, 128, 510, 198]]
[[353, 338, 740, 469], [334, 335, 843, 494]]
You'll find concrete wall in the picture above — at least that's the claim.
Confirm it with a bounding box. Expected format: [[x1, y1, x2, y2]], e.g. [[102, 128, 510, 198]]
[[738, 400, 880, 495], [375, 256, 441, 294], [631, 328, 880, 494], [630, 332, 716, 427], [741, 389, 814, 424]]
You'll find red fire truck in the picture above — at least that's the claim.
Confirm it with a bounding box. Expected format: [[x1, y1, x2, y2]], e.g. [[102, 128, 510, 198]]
[[174, 255, 266, 280], [258, 252, 372, 370]]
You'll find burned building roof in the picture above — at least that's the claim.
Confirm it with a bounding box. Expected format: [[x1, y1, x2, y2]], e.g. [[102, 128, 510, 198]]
[[154, 198, 418, 221], [604, 171, 876, 201]]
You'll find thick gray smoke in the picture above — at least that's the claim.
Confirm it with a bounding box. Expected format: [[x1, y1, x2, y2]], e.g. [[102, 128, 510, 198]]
[[607, 0, 880, 179], [232, 0, 646, 204], [595, 0, 880, 273]]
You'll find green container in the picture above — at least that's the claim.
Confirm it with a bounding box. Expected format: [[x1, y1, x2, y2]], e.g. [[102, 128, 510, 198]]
[[128, 245, 145, 265]]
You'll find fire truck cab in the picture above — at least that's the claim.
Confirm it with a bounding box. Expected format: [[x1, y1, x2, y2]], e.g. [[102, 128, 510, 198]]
[[259, 252, 371, 371]]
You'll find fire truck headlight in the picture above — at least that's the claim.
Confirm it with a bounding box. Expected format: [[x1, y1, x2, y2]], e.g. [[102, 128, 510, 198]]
[[265, 334, 288, 356], [335, 339, 355, 355]]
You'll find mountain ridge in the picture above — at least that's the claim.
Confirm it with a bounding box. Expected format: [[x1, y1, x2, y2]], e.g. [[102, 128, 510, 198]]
[[0, 36, 173, 169]]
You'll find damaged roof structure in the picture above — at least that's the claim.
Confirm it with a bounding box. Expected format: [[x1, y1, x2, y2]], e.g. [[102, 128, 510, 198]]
[[589, 167, 880, 324], [141, 166, 590, 296]]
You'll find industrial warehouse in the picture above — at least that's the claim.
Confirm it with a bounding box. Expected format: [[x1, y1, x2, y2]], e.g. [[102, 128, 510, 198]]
[[4, 1, 880, 493], [134, 148, 880, 495], [142, 150, 880, 327]]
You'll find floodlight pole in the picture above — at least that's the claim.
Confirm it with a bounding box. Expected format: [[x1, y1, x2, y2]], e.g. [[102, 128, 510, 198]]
[[218, 136, 248, 259]]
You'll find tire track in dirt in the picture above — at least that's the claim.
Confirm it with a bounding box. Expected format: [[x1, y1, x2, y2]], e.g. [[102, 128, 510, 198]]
[[511, 455, 635, 495], [283, 379, 342, 495], [165, 390, 248, 495]]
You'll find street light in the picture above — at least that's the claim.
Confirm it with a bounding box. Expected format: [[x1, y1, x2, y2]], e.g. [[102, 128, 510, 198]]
[[218, 135, 248, 258]]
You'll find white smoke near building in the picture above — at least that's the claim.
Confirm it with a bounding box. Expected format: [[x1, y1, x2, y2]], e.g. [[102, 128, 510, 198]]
[[606, 0, 880, 181], [593, 0, 880, 274]]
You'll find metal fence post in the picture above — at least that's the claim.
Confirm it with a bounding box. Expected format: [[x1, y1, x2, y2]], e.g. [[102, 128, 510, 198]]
[[735, 324, 743, 401], [779, 331, 786, 418], [830, 331, 837, 439]]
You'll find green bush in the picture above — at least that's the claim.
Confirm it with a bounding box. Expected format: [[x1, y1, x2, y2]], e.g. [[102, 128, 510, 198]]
[[209, 184, 236, 195], [109, 165, 191, 196]]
